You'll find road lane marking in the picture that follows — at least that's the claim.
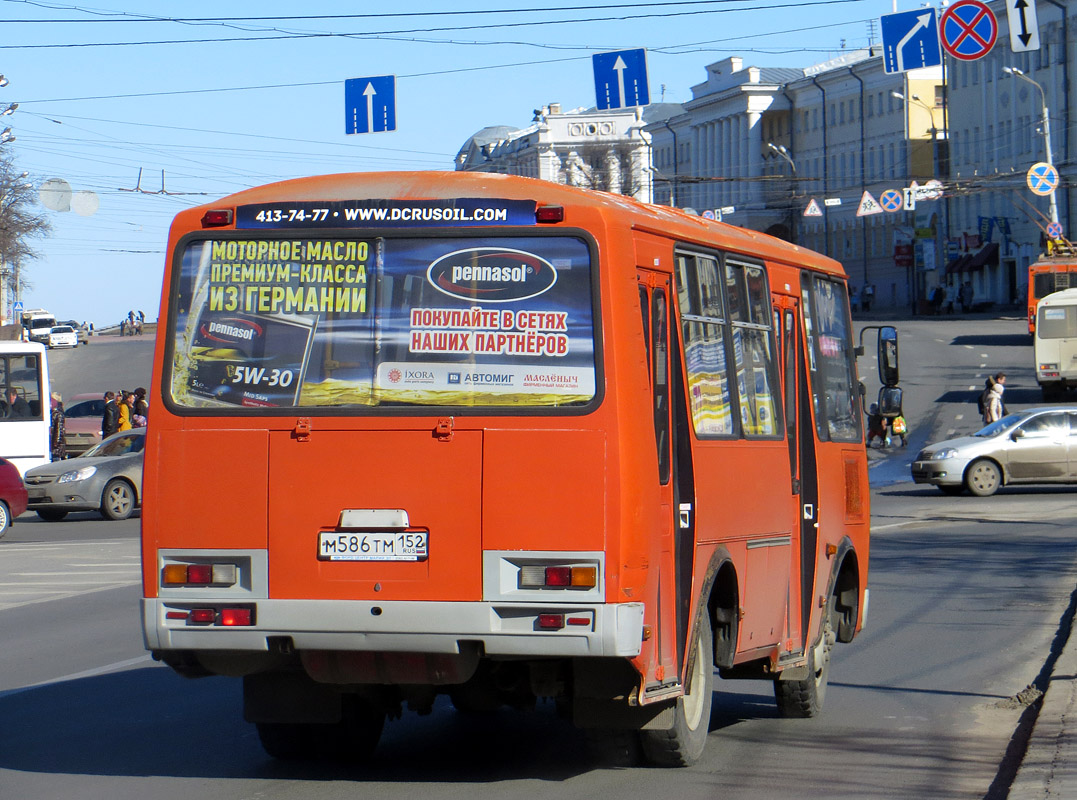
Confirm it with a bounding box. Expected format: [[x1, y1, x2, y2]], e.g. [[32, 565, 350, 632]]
[[0, 655, 156, 699]]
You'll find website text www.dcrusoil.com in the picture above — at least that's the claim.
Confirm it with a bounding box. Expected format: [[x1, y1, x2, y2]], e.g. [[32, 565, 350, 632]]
[[342, 206, 510, 223]]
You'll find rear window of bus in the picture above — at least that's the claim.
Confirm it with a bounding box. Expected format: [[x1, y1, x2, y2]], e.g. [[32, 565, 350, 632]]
[[166, 234, 597, 413]]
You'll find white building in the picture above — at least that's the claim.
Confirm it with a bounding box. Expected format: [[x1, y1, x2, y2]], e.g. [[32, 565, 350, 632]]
[[946, 0, 1075, 309], [455, 103, 681, 202], [646, 53, 945, 311]]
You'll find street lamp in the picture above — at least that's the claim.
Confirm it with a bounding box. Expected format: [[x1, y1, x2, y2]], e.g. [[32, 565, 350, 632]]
[[0, 128, 12, 145], [1003, 66, 1059, 225], [1, 102, 17, 117], [766, 142, 797, 243]]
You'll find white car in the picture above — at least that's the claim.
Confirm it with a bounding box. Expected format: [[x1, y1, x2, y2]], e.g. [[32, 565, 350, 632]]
[[47, 325, 79, 349]]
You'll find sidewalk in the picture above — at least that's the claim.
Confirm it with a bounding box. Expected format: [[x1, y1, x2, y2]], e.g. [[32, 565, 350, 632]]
[[1008, 600, 1077, 798]]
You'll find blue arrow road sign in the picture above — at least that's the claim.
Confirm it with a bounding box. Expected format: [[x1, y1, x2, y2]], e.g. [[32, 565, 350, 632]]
[[880, 9, 942, 74], [345, 75, 396, 135], [593, 49, 649, 110]]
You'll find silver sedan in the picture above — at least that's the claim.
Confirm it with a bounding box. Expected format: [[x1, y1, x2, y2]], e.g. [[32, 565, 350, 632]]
[[911, 407, 1077, 496], [23, 428, 144, 520]]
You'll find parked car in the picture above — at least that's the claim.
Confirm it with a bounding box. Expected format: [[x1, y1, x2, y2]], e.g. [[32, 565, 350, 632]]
[[58, 319, 89, 345], [23, 428, 144, 520], [47, 325, 79, 349], [62, 392, 106, 456], [0, 456, 28, 536], [911, 407, 1077, 496]]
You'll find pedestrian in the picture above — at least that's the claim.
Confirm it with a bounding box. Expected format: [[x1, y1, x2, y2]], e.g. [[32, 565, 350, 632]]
[[944, 284, 955, 314], [930, 286, 944, 315], [866, 403, 888, 447], [977, 372, 1007, 420], [101, 391, 120, 438], [862, 283, 875, 313], [983, 382, 1004, 424], [117, 390, 134, 432], [49, 392, 66, 461], [850, 284, 861, 313], [4, 387, 30, 418], [133, 387, 148, 427], [889, 413, 908, 447], [120, 319, 127, 337]]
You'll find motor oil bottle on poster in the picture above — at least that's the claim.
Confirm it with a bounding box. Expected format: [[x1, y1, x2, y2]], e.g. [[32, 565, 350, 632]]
[[186, 308, 317, 407]]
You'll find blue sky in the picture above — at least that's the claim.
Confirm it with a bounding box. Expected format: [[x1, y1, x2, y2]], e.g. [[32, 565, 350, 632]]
[[1, 0, 897, 325]]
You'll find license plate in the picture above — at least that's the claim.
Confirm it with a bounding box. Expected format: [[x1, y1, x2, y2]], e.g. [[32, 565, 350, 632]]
[[27, 488, 45, 499], [318, 531, 428, 562]]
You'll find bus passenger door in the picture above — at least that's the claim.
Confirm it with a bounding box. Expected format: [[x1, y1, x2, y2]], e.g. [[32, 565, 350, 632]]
[[638, 271, 680, 689], [775, 297, 808, 651]]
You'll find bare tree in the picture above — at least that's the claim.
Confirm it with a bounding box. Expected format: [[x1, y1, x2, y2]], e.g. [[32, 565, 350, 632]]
[[0, 150, 50, 306]]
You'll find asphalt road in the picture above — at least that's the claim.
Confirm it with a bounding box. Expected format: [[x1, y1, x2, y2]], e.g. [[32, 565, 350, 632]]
[[0, 316, 1072, 798]]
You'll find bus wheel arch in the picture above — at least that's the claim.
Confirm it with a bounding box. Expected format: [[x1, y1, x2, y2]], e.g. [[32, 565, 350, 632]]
[[708, 559, 739, 669], [832, 550, 861, 644]]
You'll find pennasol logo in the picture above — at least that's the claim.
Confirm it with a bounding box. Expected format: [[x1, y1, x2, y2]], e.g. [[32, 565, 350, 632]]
[[427, 247, 557, 303], [199, 316, 264, 345]]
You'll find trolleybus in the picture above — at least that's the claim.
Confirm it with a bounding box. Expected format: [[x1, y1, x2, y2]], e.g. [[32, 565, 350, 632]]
[[141, 172, 875, 767], [1028, 247, 1077, 334]]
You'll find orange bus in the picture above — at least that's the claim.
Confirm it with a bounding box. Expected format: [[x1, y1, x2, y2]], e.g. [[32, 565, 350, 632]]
[[1028, 249, 1077, 334], [141, 172, 872, 767]]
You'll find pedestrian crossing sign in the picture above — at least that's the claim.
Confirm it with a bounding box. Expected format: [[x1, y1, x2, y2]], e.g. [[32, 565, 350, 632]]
[[803, 199, 823, 217], [857, 191, 884, 217]]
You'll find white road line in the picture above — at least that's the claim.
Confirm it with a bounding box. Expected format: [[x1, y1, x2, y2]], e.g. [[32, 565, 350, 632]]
[[0, 655, 156, 699], [0, 581, 140, 611], [15, 570, 139, 576]]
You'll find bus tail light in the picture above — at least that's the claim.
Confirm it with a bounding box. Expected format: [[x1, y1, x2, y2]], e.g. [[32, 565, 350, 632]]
[[201, 209, 233, 227], [167, 606, 255, 626], [162, 562, 238, 587], [519, 564, 598, 589], [536, 205, 564, 223], [537, 613, 564, 629]]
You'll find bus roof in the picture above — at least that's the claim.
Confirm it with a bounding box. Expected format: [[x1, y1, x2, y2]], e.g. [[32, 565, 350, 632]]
[[1038, 287, 1077, 306], [180, 171, 848, 279]]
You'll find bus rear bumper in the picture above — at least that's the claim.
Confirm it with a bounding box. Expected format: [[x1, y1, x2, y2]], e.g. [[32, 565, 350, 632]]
[[142, 598, 645, 661]]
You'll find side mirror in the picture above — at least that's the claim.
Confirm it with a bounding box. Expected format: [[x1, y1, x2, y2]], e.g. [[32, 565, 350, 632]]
[[878, 385, 903, 417], [878, 326, 899, 387], [1011, 429, 1025, 440]]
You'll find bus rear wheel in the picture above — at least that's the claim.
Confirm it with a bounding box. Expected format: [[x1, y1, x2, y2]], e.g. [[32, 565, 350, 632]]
[[640, 618, 714, 766], [775, 611, 834, 718]]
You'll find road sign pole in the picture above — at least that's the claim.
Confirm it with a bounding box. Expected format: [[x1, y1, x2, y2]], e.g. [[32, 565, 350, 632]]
[[1042, 102, 1060, 225]]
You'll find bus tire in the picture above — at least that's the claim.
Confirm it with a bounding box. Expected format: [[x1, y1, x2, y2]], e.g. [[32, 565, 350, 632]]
[[640, 618, 714, 766], [965, 459, 1001, 497], [0, 501, 9, 538], [775, 609, 833, 718], [256, 698, 385, 761], [36, 509, 68, 522], [100, 478, 136, 520]]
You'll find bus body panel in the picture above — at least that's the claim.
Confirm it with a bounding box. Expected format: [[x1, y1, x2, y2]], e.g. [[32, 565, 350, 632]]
[[1034, 288, 1077, 394], [1028, 256, 1077, 334], [0, 341, 51, 476], [142, 172, 869, 760]]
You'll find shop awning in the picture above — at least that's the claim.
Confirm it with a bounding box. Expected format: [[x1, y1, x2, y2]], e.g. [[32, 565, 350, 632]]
[[946, 242, 999, 274], [967, 242, 999, 271]]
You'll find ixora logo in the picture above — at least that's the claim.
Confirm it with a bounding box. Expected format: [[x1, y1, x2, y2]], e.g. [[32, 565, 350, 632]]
[[199, 316, 264, 344], [427, 247, 557, 303]]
